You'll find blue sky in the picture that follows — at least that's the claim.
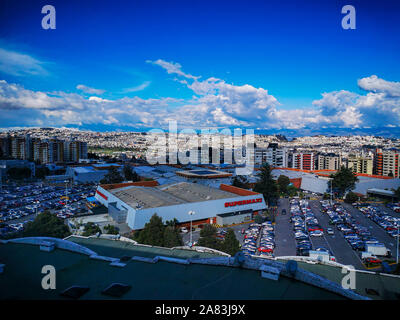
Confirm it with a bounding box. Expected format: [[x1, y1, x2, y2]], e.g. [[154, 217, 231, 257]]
[[0, 0, 399, 135]]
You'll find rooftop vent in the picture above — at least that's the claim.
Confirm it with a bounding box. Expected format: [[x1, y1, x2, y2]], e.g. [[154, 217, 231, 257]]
[[60, 286, 90, 299], [101, 283, 132, 298]]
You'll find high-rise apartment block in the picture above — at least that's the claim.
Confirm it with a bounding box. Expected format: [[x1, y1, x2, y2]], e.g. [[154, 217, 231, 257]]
[[346, 155, 373, 175], [0, 134, 87, 164], [374, 148, 400, 178], [317, 154, 341, 171], [254, 143, 288, 167], [291, 152, 316, 170]]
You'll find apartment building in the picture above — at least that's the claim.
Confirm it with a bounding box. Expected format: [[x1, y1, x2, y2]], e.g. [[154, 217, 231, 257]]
[[64, 140, 88, 163], [374, 149, 400, 178], [291, 152, 316, 170], [33, 140, 65, 164], [317, 154, 341, 170], [346, 155, 373, 175], [254, 143, 288, 167], [11, 135, 31, 160]]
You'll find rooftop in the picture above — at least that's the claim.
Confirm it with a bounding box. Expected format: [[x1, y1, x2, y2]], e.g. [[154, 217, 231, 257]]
[[109, 182, 240, 209], [0, 238, 349, 300], [176, 169, 232, 179]]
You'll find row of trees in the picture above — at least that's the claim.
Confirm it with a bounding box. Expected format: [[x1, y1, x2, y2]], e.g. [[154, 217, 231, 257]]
[[197, 224, 241, 256], [133, 214, 183, 248], [100, 165, 140, 184]]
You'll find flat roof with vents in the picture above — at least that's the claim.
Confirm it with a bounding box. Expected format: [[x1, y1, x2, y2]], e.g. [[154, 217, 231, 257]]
[[109, 182, 240, 209]]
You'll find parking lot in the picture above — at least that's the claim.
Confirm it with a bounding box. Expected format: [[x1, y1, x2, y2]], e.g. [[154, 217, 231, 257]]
[[0, 183, 96, 236]]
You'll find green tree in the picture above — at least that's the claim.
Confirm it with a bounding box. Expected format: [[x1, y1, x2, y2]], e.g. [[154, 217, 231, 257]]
[[165, 218, 179, 228], [123, 165, 140, 182], [330, 166, 359, 197], [82, 222, 101, 236], [136, 213, 165, 246], [253, 163, 278, 206], [254, 214, 264, 224], [22, 211, 71, 238], [221, 229, 240, 256], [344, 192, 359, 204], [231, 175, 249, 189], [100, 167, 124, 184], [287, 185, 298, 197], [104, 224, 119, 235], [197, 224, 221, 250], [277, 175, 290, 194], [163, 226, 183, 248], [323, 192, 330, 200]]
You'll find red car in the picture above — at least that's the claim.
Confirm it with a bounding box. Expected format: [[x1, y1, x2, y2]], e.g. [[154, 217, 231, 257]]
[[364, 257, 382, 264], [258, 247, 273, 253]]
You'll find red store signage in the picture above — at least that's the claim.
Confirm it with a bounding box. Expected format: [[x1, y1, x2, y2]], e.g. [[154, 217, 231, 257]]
[[96, 190, 108, 201], [225, 198, 263, 207]]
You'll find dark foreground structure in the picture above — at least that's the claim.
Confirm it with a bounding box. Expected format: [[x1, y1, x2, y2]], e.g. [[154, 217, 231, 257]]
[[0, 236, 391, 300]]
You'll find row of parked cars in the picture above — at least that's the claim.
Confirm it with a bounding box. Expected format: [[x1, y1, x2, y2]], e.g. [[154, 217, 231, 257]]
[[386, 202, 400, 213], [356, 204, 400, 238], [290, 199, 326, 257], [242, 221, 275, 257], [322, 201, 373, 251], [0, 183, 96, 223], [0, 219, 33, 236], [321, 201, 391, 265]]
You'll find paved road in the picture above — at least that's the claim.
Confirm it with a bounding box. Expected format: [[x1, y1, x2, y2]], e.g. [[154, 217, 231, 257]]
[[274, 198, 296, 256], [309, 200, 365, 270]]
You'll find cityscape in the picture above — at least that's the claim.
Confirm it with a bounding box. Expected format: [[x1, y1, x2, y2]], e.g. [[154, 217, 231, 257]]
[[0, 0, 400, 306]]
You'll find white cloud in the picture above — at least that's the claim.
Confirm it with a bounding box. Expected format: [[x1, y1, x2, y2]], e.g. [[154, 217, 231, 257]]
[[358, 75, 400, 97], [76, 84, 105, 95], [0, 48, 48, 77], [122, 81, 151, 93], [0, 66, 399, 132], [146, 59, 199, 80]]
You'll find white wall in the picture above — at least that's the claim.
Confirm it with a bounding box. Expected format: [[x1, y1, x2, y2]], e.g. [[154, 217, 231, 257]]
[[95, 186, 267, 230], [128, 194, 267, 230]]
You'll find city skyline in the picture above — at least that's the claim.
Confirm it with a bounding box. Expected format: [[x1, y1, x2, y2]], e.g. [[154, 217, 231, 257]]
[[0, 0, 400, 136]]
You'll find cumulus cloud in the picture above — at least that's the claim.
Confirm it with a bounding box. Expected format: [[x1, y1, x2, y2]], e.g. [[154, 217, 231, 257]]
[[358, 75, 400, 97], [76, 84, 105, 95], [0, 48, 48, 77], [0, 61, 399, 132]]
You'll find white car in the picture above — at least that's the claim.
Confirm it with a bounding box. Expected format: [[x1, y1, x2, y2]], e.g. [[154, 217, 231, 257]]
[[180, 227, 188, 233], [327, 228, 334, 235], [310, 230, 324, 237]]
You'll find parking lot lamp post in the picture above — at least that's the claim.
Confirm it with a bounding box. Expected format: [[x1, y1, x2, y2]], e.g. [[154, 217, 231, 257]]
[[188, 210, 195, 247], [64, 180, 69, 214], [330, 179, 333, 206], [397, 225, 399, 265]]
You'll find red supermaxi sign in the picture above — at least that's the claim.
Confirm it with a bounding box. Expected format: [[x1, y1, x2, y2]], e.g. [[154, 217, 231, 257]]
[[96, 189, 108, 201], [225, 198, 263, 207]]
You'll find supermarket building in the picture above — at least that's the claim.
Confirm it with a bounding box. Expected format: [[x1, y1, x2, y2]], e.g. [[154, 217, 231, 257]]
[[94, 181, 268, 229]]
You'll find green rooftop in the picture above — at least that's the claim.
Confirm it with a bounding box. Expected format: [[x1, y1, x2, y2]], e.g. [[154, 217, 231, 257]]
[[0, 241, 347, 300]]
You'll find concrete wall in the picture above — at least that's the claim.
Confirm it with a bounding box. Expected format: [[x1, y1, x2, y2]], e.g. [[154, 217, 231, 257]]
[[216, 212, 253, 225]]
